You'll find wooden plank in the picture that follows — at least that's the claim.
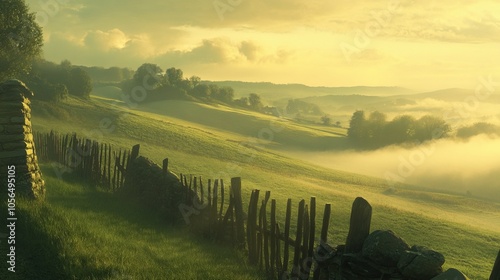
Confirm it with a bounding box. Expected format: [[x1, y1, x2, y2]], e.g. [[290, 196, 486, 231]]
[[200, 177, 204, 205], [63, 134, 68, 164], [219, 179, 225, 219], [212, 179, 218, 222], [345, 197, 372, 254], [270, 199, 277, 277], [193, 176, 198, 201], [283, 198, 292, 272], [206, 179, 212, 233], [221, 185, 234, 241], [189, 174, 193, 193], [113, 149, 120, 190], [293, 200, 306, 278], [120, 149, 127, 188], [275, 223, 283, 278], [162, 158, 169, 173], [231, 177, 245, 249], [207, 179, 212, 212], [257, 232, 263, 270], [183, 175, 189, 201], [261, 199, 270, 271], [302, 205, 310, 279], [308, 197, 316, 258], [247, 189, 260, 265], [107, 144, 112, 189], [491, 249, 500, 280], [320, 204, 331, 243]]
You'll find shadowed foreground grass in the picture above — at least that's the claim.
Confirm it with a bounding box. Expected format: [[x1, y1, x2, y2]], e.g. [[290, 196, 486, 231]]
[[0, 165, 265, 280]]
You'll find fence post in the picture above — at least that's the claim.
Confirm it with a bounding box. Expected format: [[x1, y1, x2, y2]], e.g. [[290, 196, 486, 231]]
[[162, 158, 169, 173], [247, 189, 260, 265], [283, 198, 292, 273], [270, 199, 277, 278], [231, 177, 245, 249], [491, 249, 500, 280], [345, 197, 372, 254], [293, 199, 305, 278]]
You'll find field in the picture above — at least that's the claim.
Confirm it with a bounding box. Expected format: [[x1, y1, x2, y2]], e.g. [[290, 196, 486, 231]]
[[23, 94, 500, 279], [0, 165, 264, 280]]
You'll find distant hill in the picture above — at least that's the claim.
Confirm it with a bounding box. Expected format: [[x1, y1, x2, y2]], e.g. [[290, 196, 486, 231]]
[[397, 88, 500, 103], [206, 81, 414, 101]]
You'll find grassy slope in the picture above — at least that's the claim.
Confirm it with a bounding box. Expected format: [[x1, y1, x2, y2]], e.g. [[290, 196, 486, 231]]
[[0, 165, 264, 280], [30, 96, 500, 279]]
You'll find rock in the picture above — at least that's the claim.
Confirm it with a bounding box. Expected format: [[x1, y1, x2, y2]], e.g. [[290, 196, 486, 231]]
[[431, 268, 470, 280], [362, 230, 410, 267], [398, 245, 445, 279]]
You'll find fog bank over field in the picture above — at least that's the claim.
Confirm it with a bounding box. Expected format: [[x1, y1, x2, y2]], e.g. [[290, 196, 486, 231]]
[[283, 135, 500, 202]]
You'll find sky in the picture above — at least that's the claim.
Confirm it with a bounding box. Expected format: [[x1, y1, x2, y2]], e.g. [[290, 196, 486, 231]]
[[25, 0, 500, 91]]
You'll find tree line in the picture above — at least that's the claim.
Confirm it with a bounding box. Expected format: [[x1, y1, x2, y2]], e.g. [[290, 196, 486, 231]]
[[121, 63, 264, 111], [347, 110, 451, 148], [21, 59, 93, 102]]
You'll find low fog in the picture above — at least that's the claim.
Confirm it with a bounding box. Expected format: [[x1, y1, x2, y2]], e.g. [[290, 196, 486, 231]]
[[283, 135, 500, 202]]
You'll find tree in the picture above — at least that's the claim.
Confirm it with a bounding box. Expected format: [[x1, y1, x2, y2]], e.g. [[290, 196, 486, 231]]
[[321, 115, 331, 126], [208, 84, 220, 99], [217, 86, 234, 103], [367, 111, 387, 145], [457, 122, 498, 139], [414, 115, 450, 142], [248, 93, 263, 111], [234, 97, 249, 108], [286, 99, 322, 115], [165, 67, 184, 87], [133, 63, 163, 89], [347, 110, 367, 143], [191, 84, 211, 99], [189, 76, 201, 88], [0, 0, 43, 80], [385, 115, 416, 144], [68, 68, 92, 98]]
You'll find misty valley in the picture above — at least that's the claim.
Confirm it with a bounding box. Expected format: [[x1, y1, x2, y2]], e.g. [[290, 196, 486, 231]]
[[1, 0, 500, 279]]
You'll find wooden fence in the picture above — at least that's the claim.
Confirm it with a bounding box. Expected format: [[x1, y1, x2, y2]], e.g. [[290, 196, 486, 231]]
[[180, 175, 334, 279], [34, 131, 130, 191]]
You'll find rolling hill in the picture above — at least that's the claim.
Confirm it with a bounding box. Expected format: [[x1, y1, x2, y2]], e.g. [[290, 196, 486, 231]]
[[206, 81, 414, 101], [27, 91, 500, 279]]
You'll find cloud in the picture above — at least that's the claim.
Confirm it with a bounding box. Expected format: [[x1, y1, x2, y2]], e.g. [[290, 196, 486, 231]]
[[239, 41, 260, 61], [155, 38, 292, 67], [84, 29, 128, 51], [23, 0, 500, 89], [43, 31, 292, 69], [42, 29, 162, 67]]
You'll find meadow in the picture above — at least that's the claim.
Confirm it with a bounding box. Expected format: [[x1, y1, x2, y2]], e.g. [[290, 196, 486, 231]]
[[23, 94, 500, 279]]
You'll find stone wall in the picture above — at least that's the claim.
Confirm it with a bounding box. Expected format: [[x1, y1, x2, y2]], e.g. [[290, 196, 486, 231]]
[[0, 80, 45, 199]]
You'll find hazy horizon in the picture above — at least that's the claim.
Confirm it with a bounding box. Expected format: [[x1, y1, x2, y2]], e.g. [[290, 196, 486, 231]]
[[25, 0, 500, 91]]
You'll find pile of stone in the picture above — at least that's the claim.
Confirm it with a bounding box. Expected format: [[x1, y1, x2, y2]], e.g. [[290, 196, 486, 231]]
[[122, 155, 187, 223], [0, 80, 45, 199], [314, 230, 470, 280]]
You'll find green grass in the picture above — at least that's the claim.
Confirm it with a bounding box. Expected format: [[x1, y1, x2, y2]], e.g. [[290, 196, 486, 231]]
[[28, 96, 500, 279], [0, 165, 265, 280]]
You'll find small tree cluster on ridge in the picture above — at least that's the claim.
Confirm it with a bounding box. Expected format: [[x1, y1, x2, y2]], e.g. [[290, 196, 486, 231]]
[[121, 63, 264, 112], [347, 110, 450, 148]]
